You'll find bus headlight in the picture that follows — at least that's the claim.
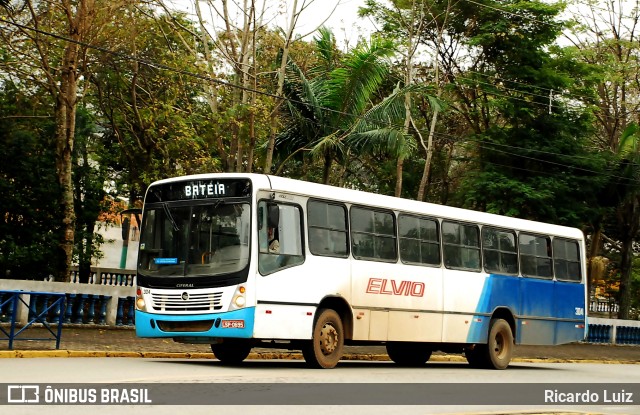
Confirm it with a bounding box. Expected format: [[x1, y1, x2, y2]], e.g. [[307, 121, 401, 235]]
[[229, 285, 247, 310], [234, 295, 246, 308], [135, 287, 147, 312]]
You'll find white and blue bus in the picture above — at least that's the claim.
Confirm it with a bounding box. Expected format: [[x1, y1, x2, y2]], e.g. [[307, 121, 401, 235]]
[[134, 173, 587, 369]]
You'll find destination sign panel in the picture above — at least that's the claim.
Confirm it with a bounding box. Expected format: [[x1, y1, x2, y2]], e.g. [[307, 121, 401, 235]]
[[145, 178, 252, 202]]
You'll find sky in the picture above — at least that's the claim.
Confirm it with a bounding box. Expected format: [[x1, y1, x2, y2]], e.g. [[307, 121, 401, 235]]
[[164, 0, 376, 49]]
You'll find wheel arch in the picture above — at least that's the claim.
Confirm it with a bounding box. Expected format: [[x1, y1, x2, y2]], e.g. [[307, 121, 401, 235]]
[[316, 296, 353, 340], [491, 307, 516, 343]]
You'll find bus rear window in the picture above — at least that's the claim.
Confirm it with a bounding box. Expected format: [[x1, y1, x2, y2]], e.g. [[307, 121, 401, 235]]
[[553, 238, 581, 282]]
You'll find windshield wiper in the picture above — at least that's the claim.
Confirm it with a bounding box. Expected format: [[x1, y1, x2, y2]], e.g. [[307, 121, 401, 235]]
[[162, 203, 180, 232]]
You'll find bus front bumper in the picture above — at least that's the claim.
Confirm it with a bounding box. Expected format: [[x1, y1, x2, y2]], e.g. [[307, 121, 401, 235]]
[[135, 307, 255, 339]]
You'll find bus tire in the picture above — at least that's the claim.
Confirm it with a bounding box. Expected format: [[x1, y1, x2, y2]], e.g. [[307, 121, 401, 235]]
[[302, 308, 344, 369], [211, 339, 252, 365], [486, 318, 513, 369], [386, 342, 432, 366], [466, 319, 513, 369]]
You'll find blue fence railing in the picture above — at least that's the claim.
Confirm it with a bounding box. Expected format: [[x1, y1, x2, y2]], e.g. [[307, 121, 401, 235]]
[[586, 324, 612, 344], [0, 290, 65, 350], [0, 292, 134, 327], [616, 326, 640, 345]]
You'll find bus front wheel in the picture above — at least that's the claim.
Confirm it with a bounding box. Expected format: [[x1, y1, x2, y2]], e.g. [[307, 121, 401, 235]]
[[211, 339, 252, 365], [302, 308, 344, 369]]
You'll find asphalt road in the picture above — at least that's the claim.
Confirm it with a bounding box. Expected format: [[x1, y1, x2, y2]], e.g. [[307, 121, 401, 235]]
[[1, 357, 638, 415]]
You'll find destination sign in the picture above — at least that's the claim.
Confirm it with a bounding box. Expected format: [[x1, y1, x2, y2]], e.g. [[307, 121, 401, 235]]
[[145, 179, 252, 203]]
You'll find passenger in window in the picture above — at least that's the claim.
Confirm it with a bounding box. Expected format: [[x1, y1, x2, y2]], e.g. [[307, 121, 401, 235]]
[[268, 226, 280, 253]]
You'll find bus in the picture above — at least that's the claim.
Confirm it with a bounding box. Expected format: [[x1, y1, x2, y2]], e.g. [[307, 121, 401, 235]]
[[134, 173, 587, 369]]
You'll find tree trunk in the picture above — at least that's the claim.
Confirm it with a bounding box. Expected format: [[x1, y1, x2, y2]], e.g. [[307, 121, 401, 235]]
[[394, 156, 404, 197], [617, 198, 639, 319], [78, 220, 95, 284], [322, 152, 332, 184], [54, 38, 81, 282], [417, 108, 438, 202]]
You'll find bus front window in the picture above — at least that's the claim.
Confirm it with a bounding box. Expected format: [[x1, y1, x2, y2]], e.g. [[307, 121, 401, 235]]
[[138, 203, 250, 277]]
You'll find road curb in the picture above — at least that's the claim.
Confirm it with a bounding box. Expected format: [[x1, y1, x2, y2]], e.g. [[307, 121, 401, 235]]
[[0, 350, 637, 364]]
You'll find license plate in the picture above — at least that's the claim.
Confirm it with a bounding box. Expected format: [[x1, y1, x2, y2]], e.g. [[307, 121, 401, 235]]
[[221, 320, 245, 329]]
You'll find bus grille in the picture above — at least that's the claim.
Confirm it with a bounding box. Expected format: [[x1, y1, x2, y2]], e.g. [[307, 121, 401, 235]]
[[150, 292, 224, 312]]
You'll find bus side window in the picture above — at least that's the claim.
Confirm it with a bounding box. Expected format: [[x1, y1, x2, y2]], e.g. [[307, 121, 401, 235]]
[[482, 227, 518, 275], [442, 221, 481, 271], [307, 200, 349, 258], [258, 201, 305, 275], [519, 233, 553, 279], [350, 206, 397, 262], [398, 214, 440, 266]]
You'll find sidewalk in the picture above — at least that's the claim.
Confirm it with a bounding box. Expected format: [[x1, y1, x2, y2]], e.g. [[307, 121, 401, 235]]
[[0, 326, 639, 363]]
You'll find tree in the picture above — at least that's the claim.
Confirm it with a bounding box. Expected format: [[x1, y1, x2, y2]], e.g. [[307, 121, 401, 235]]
[[1, 0, 127, 281], [90, 7, 213, 204], [277, 27, 413, 185], [404, 0, 601, 226], [360, 0, 449, 199], [264, 0, 330, 174], [157, 0, 269, 173], [564, 0, 640, 316], [0, 81, 62, 280], [606, 123, 640, 319], [73, 107, 106, 283]]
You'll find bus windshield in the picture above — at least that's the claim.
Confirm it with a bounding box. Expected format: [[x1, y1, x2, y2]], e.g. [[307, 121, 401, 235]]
[[138, 202, 250, 278]]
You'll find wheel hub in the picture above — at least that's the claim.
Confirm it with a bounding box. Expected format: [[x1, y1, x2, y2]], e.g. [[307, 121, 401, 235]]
[[319, 323, 338, 355], [493, 333, 504, 357]]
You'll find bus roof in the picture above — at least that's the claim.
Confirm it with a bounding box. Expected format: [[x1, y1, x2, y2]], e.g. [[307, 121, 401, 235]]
[[149, 173, 584, 240]]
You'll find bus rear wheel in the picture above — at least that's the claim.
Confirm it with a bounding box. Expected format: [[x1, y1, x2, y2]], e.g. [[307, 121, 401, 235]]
[[386, 342, 432, 366], [211, 339, 252, 365], [466, 318, 513, 369], [302, 308, 344, 369]]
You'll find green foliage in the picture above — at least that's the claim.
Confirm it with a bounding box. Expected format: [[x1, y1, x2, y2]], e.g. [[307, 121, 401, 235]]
[[89, 8, 217, 201], [277, 28, 421, 183], [73, 107, 107, 282], [0, 82, 63, 280]]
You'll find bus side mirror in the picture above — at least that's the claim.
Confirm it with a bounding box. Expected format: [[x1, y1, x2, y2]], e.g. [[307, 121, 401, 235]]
[[267, 204, 279, 228]]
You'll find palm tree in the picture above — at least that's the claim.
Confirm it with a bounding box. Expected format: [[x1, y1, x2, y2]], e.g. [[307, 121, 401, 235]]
[[275, 27, 416, 185]]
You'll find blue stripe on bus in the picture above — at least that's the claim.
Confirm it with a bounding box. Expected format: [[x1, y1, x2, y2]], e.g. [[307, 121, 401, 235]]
[[466, 275, 585, 345], [135, 307, 255, 338]]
